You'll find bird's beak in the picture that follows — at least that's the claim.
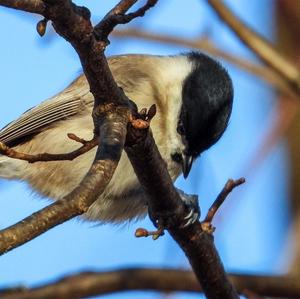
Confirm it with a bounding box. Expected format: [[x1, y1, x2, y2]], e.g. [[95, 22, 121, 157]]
[[182, 154, 194, 179]]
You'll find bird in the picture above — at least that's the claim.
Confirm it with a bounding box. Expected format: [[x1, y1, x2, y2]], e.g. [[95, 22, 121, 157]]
[[0, 52, 233, 224]]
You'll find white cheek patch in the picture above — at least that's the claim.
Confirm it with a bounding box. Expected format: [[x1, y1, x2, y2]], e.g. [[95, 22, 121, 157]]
[[160, 56, 192, 156]]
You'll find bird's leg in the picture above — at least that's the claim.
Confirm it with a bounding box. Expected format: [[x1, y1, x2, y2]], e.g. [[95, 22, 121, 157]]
[[176, 188, 200, 228], [135, 189, 200, 241], [147, 189, 200, 229]]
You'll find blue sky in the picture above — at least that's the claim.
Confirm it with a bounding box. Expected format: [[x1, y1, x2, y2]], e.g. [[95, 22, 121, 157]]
[[0, 1, 292, 298]]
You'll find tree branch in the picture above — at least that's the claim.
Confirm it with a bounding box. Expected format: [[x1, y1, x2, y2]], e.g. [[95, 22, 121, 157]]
[[0, 2, 242, 298], [125, 127, 241, 299], [106, 0, 138, 15], [94, 0, 158, 40], [0, 0, 45, 14], [203, 178, 245, 224], [0, 107, 128, 255], [0, 0, 157, 253], [1, 268, 300, 299], [206, 0, 300, 95], [0, 134, 98, 163]]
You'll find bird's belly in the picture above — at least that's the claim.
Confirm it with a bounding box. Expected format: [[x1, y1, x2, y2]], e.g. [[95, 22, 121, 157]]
[[8, 116, 181, 223], [84, 150, 149, 223], [21, 147, 148, 223]]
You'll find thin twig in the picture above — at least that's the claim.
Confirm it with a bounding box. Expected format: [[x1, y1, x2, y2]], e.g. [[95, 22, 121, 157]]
[[0, 107, 129, 255], [94, 0, 158, 41], [0, 135, 98, 163], [203, 178, 246, 224], [135, 226, 164, 240], [0, 0, 159, 254], [0, 2, 242, 299], [126, 127, 240, 298], [105, 0, 138, 16]]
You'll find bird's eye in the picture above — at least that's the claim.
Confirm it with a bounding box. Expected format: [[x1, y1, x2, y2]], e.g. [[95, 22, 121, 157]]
[[177, 122, 185, 135], [171, 152, 183, 164]]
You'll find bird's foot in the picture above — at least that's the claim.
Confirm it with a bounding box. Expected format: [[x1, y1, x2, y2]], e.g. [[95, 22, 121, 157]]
[[176, 188, 200, 228], [135, 189, 200, 240]]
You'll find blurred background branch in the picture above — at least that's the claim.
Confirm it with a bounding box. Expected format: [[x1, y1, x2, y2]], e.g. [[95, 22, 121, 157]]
[[112, 28, 298, 98], [206, 0, 300, 95], [1, 268, 300, 299]]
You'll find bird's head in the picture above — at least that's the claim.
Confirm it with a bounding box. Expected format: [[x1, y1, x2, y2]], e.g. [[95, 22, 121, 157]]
[[171, 52, 233, 178]]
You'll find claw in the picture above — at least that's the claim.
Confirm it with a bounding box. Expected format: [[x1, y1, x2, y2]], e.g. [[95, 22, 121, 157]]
[[182, 209, 199, 228], [192, 212, 199, 223], [182, 218, 193, 228], [177, 188, 200, 228], [184, 209, 194, 220]]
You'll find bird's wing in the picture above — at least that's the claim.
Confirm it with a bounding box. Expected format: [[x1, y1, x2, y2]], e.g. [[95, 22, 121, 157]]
[[0, 75, 91, 146], [0, 54, 160, 147]]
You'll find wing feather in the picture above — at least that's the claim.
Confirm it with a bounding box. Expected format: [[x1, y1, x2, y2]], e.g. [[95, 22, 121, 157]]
[[0, 54, 159, 146], [0, 76, 91, 145]]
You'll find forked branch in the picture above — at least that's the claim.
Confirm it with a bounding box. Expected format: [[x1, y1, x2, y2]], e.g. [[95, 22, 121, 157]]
[[95, 0, 158, 40], [0, 0, 157, 253], [0, 2, 243, 299], [125, 123, 241, 299], [0, 134, 98, 163], [0, 107, 128, 254]]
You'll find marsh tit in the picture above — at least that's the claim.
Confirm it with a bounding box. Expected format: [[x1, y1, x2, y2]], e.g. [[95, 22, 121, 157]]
[[0, 52, 233, 223]]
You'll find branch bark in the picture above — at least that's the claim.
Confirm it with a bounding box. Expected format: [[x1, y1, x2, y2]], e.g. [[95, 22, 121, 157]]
[[125, 129, 239, 299], [1, 268, 300, 299], [0, 0, 45, 14], [0, 2, 240, 299], [0, 0, 157, 253], [0, 107, 128, 254]]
